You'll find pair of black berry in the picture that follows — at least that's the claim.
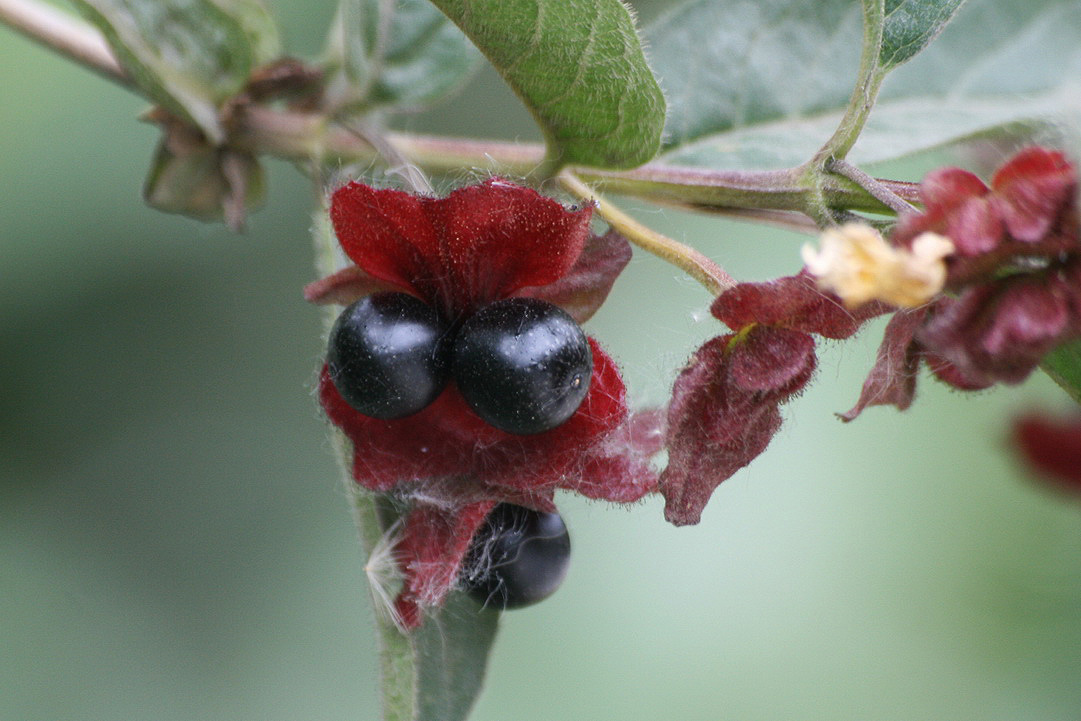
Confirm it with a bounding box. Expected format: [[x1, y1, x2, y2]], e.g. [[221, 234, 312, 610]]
[[327, 292, 593, 435]]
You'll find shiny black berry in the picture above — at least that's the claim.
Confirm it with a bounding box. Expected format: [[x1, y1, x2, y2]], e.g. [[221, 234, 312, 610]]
[[462, 503, 571, 610], [327, 292, 450, 419], [453, 298, 592, 435]]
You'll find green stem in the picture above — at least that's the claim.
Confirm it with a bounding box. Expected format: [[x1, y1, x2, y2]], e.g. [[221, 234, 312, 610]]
[[0, 0, 128, 83], [558, 170, 735, 296], [793, 0, 889, 226], [347, 464, 416, 721], [573, 161, 918, 215], [233, 107, 920, 219], [812, 0, 886, 165], [827, 158, 918, 215], [311, 204, 418, 721]]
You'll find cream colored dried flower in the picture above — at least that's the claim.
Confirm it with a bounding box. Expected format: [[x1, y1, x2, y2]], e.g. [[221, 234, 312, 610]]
[[802, 223, 954, 308]]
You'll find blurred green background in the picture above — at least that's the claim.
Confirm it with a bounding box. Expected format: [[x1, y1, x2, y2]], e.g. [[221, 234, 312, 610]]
[[4, 2, 1081, 719]]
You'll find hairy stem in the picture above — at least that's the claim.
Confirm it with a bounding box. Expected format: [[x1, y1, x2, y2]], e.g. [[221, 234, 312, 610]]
[[828, 158, 918, 215], [0, 0, 129, 84], [558, 170, 735, 296], [311, 205, 418, 721], [574, 162, 916, 215], [230, 106, 919, 220], [812, 0, 886, 164]]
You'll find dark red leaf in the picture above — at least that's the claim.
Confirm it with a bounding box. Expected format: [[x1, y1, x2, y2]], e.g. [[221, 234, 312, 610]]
[[660, 330, 815, 526], [946, 196, 1003, 256], [302, 264, 400, 305], [894, 166, 1003, 257], [728, 325, 817, 395], [840, 308, 926, 421], [518, 229, 632, 324], [919, 274, 1076, 385], [920, 166, 988, 216], [842, 301, 997, 422], [924, 352, 994, 391], [573, 409, 663, 503], [329, 182, 440, 299]]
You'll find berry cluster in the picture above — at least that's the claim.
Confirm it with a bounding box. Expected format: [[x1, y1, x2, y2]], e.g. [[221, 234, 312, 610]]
[[327, 292, 593, 435], [310, 178, 660, 627]]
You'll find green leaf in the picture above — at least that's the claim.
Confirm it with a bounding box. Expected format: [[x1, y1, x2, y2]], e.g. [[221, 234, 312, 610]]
[[651, 0, 1081, 170], [363, 591, 499, 721], [325, 0, 482, 112], [880, 0, 966, 69], [413, 593, 500, 721], [72, 0, 281, 142], [427, 0, 666, 169], [661, 92, 1065, 171], [213, 0, 280, 67], [647, 0, 862, 152], [1042, 340, 1081, 405]]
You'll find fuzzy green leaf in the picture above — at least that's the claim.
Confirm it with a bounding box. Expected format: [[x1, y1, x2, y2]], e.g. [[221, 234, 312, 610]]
[[652, 0, 1081, 170], [412, 593, 500, 721], [880, 0, 966, 69], [365, 592, 499, 721], [427, 0, 666, 169], [71, 0, 280, 142], [648, 0, 863, 151], [325, 0, 482, 112]]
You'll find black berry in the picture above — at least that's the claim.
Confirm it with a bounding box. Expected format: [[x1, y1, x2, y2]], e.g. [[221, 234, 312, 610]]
[[453, 298, 592, 435], [327, 292, 450, 419], [462, 503, 571, 610]]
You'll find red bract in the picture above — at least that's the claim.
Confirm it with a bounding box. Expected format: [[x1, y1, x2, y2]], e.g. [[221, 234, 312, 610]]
[[880, 146, 1081, 388], [660, 273, 885, 525], [841, 301, 992, 422], [661, 328, 814, 526], [713, 270, 888, 338], [1012, 413, 1081, 492], [894, 146, 1077, 277], [918, 260, 1081, 385], [308, 178, 658, 627]]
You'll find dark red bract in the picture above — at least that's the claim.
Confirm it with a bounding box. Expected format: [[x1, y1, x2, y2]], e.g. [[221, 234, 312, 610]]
[[660, 272, 886, 525], [894, 146, 1077, 276], [1012, 413, 1081, 492], [712, 270, 888, 339], [918, 261, 1081, 386], [308, 178, 659, 627], [661, 327, 813, 526], [882, 146, 1081, 389], [841, 301, 992, 422]]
